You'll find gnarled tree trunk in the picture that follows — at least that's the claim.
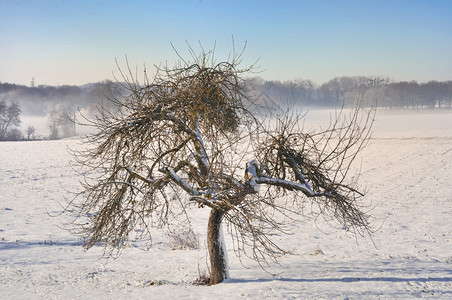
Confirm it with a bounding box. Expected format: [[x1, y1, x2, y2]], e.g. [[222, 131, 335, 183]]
[[207, 208, 228, 285]]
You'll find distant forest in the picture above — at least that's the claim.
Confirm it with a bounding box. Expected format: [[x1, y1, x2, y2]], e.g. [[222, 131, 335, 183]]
[[248, 76, 452, 109], [0, 80, 122, 116], [1, 76, 451, 118]]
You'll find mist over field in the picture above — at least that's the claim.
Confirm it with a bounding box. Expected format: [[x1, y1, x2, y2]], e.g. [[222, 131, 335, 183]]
[[2, 76, 452, 139]]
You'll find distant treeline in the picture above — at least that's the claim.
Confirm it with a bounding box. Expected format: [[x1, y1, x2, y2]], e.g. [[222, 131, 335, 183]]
[[1, 76, 451, 117], [0, 80, 123, 116], [0, 80, 125, 140], [249, 76, 452, 109]]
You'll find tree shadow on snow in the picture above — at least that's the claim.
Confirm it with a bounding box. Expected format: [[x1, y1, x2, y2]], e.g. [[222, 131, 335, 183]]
[[0, 239, 82, 250]]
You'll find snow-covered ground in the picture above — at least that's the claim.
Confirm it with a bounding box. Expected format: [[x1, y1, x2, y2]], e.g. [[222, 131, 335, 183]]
[[1, 109, 451, 299]]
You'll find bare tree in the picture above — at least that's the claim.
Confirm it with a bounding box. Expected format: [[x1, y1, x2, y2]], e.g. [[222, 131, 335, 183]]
[[0, 100, 21, 141], [69, 46, 374, 285], [27, 125, 36, 140], [47, 105, 76, 139], [47, 105, 65, 140]]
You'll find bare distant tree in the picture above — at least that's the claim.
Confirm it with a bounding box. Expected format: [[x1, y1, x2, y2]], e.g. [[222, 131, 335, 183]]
[[27, 125, 36, 140], [69, 45, 374, 285], [47, 105, 76, 139], [47, 106, 65, 140], [0, 100, 21, 141]]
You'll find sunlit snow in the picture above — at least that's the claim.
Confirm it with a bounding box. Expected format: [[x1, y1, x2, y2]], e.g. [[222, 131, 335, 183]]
[[1, 109, 451, 299]]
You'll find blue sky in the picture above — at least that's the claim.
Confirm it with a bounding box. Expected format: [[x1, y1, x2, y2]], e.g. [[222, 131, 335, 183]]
[[1, 0, 451, 86]]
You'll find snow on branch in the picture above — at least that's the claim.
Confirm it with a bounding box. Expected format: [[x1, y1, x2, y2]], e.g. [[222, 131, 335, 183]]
[[254, 176, 318, 196], [161, 166, 201, 196]]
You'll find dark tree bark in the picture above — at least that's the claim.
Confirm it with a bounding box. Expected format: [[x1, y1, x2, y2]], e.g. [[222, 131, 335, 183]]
[[207, 208, 228, 285]]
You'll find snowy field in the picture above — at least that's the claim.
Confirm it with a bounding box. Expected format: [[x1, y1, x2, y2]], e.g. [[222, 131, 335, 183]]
[[1, 109, 452, 299]]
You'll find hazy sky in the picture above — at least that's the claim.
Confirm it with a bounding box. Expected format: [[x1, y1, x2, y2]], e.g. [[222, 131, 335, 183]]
[[1, 0, 451, 86]]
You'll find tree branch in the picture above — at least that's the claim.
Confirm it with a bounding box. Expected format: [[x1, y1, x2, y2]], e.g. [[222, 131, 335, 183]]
[[160, 166, 201, 196], [254, 176, 319, 196]]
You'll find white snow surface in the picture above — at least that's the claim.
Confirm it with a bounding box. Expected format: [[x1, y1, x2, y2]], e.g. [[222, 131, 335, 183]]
[[1, 109, 452, 299]]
